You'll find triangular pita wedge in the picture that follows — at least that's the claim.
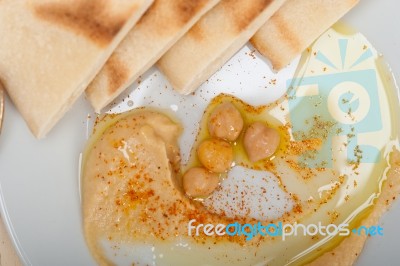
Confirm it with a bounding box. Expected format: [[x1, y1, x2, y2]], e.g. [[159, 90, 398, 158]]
[[250, 0, 359, 70], [0, 0, 153, 138], [157, 0, 287, 95], [87, 0, 221, 113]]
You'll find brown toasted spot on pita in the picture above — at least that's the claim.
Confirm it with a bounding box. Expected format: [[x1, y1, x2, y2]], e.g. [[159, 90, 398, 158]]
[[136, 0, 159, 25], [137, 0, 209, 37], [134, 1, 172, 36], [105, 56, 129, 94], [223, 0, 273, 32], [187, 22, 205, 41], [271, 11, 301, 53], [34, 0, 132, 47], [175, 0, 208, 24], [250, 10, 301, 70]]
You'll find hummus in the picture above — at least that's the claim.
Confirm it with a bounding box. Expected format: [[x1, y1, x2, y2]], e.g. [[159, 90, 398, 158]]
[[82, 110, 187, 264], [81, 107, 400, 266]]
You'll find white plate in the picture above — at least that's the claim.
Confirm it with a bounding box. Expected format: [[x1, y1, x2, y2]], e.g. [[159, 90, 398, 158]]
[[0, 0, 399, 265]]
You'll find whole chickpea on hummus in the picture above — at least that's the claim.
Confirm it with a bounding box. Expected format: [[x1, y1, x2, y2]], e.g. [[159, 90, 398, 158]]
[[182, 97, 282, 198]]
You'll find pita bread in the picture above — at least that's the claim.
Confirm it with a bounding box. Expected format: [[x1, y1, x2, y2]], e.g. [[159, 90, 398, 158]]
[[87, 0, 221, 113], [157, 0, 287, 95], [307, 148, 400, 266], [0, 0, 153, 138], [250, 0, 359, 70]]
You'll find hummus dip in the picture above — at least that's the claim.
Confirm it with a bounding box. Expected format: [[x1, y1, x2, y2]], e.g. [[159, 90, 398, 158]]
[[82, 110, 186, 264], [82, 109, 262, 265], [81, 107, 400, 266]]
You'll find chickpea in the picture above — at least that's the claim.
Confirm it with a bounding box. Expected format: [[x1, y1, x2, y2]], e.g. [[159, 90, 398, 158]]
[[197, 139, 233, 173], [208, 102, 244, 141], [243, 122, 280, 162], [183, 167, 220, 197]]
